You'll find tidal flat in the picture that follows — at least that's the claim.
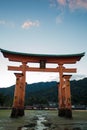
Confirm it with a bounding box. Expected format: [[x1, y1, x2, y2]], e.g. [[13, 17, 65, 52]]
[[0, 110, 87, 130]]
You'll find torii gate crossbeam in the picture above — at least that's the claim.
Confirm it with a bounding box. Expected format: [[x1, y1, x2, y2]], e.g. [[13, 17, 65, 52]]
[[8, 65, 76, 73]]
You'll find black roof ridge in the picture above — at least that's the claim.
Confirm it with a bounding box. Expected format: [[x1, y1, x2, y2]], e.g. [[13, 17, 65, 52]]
[[0, 48, 85, 57]]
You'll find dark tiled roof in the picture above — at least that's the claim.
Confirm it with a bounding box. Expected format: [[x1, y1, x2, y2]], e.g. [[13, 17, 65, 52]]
[[0, 48, 85, 58]]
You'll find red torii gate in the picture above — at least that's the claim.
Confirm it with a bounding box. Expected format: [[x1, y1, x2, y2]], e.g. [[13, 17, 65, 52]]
[[0, 48, 85, 118]]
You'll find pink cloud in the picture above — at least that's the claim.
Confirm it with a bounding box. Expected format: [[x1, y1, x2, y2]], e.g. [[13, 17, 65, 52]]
[[57, 0, 66, 6], [50, 0, 87, 24], [22, 20, 40, 29], [52, 0, 87, 10], [69, 0, 87, 10]]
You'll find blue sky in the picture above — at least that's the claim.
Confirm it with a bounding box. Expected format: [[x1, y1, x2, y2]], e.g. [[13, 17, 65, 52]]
[[0, 0, 87, 87]]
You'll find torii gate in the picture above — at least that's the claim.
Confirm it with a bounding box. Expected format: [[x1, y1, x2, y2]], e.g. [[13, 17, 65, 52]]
[[0, 48, 85, 118]]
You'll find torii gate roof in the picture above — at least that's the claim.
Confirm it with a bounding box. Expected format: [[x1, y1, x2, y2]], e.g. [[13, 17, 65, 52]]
[[0, 48, 85, 64]]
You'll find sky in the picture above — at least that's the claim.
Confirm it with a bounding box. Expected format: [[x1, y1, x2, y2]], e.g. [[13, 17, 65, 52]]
[[0, 0, 87, 87]]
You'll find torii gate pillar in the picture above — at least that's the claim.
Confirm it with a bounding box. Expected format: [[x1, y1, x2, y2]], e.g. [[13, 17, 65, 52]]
[[63, 75, 72, 118], [59, 75, 72, 118], [58, 64, 65, 117], [11, 73, 25, 118]]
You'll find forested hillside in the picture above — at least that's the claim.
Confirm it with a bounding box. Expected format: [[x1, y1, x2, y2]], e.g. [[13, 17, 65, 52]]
[[0, 78, 87, 107]]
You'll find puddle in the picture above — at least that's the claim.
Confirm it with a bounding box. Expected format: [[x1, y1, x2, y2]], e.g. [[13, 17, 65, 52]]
[[35, 114, 48, 130]]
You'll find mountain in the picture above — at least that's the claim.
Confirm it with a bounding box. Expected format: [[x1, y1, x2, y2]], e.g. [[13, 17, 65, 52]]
[[0, 78, 87, 106], [70, 78, 87, 105]]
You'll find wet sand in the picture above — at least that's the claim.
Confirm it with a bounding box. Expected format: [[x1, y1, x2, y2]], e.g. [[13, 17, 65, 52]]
[[42, 110, 87, 130], [18, 110, 87, 130], [0, 110, 87, 130]]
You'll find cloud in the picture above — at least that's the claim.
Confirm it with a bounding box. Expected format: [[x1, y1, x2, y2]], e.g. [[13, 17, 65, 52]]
[[50, 0, 87, 10], [56, 12, 64, 23], [71, 74, 87, 81], [57, 0, 66, 6], [49, 0, 57, 7], [0, 20, 6, 25], [49, 0, 87, 24], [22, 20, 40, 29], [69, 0, 87, 10], [0, 20, 15, 28]]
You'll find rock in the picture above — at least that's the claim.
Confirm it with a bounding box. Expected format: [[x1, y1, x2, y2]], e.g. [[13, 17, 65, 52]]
[[24, 122, 36, 127], [17, 127, 22, 130], [42, 121, 52, 127], [32, 116, 38, 120]]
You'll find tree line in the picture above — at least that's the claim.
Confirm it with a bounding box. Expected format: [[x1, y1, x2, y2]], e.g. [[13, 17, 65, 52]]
[[0, 78, 87, 107]]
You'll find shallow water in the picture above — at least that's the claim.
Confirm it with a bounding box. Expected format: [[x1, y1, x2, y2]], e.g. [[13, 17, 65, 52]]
[[35, 114, 48, 130], [0, 110, 87, 130]]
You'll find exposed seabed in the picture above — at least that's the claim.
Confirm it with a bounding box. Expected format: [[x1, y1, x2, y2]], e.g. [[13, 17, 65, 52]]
[[0, 109, 87, 130]]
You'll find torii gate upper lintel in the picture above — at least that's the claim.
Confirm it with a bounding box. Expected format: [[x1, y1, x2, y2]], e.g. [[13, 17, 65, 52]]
[[0, 48, 85, 63], [0, 48, 85, 118]]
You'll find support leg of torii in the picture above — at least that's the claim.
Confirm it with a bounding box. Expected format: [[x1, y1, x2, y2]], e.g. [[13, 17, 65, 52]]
[[58, 83, 66, 117], [58, 64, 65, 117], [11, 73, 25, 118], [63, 75, 72, 118]]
